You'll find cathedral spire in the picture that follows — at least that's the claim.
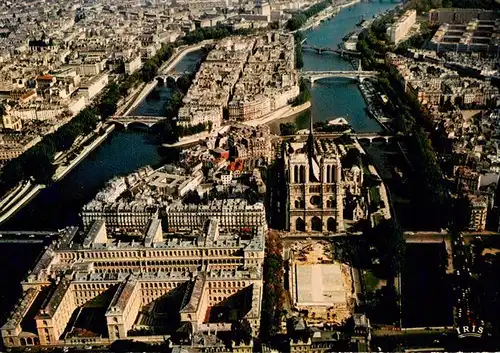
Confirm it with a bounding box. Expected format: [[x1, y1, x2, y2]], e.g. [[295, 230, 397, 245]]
[[307, 114, 320, 182], [309, 112, 314, 137]]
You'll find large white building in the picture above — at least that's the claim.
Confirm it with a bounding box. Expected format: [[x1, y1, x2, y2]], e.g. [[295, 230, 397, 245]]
[[124, 55, 142, 75], [79, 73, 109, 103], [386, 9, 416, 44], [1, 199, 266, 349]]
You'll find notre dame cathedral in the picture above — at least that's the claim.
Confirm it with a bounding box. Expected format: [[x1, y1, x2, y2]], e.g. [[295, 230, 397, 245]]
[[283, 118, 344, 233]]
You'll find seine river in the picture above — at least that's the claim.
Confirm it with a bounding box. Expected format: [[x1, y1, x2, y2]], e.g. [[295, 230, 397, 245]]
[[270, 1, 396, 132], [0, 0, 401, 324], [1, 1, 396, 231]]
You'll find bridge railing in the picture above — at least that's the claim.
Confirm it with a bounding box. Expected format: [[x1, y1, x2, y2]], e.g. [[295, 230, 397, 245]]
[[110, 116, 167, 120], [301, 71, 378, 75]]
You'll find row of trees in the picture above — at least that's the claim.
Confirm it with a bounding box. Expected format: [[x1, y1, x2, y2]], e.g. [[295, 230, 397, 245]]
[[279, 122, 297, 136], [182, 26, 253, 45], [0, 27, 221, 191], [357, 20, 451, 230], [260, 230, 285, 341], [367, 219, 406, 277], [0, 42, 178, 192], [0, 107, 100, 191], [140, 44, 176, 82], [0, 21, 267, 196], [294, 32, 304, 69], [177, 122, 210, 137], [407, 0, 497, 12], [285, 0, 332, 31], [152, 57, 214, 143], [291, 78, 311, 106]]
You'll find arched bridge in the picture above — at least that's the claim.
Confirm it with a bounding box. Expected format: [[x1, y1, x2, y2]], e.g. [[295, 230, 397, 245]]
[[302, 45, 361, 57], [109, 116, 167, 128], [301, 70, 378, 83], [156, 73, 181, 82], [354, 133, 396, 143], [291, 132, 397, 143]]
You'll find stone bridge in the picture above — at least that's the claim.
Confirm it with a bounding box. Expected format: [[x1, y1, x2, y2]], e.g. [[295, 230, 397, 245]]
[[308, 132, 396, 143], [354, 133, 396, 143], [156, 74, 181, 83], [302, 45, 361, 57], [301, 70, 378, 83], [281, 132, 396, 143], [109, 115, 167, 128]]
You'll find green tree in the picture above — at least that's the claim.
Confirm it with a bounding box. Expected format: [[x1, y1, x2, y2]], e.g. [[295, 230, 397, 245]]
[[141, 61, 159, 82], [166, 76, 177, 88], [292, 78, 311, 106], [260, 231, 285, 341], [368, 218, 406, 277], [164, 91, 184, 118], [342, 148, 362, 169], [176, 75, 192, 94], [280, 122, 297, 136]]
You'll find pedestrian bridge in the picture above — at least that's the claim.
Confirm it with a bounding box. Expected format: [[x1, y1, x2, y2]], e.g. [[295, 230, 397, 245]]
[[301, 70, 378, 83], [109, 116, 167, 128]]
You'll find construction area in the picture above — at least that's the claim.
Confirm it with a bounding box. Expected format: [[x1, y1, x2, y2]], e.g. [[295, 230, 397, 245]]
[[289, 241, 354, 326]]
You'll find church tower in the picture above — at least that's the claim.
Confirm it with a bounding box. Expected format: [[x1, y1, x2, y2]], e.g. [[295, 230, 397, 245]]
[[286, 116, 344, 233]]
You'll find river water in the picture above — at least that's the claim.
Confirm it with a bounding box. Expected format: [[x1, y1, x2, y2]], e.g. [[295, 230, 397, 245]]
[[130, 50, 204, 117], [269, 1, 396, 133], [0, 53, 206, 231], [300, 1, 395, 131], [0, 2, 395, 230], [3, 1, 396, 231], [0, 0, 400, 322]]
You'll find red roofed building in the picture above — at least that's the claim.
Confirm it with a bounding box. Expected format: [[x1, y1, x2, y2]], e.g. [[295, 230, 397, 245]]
[[36, 75, 56, 92], [227, 160, 244, 178]]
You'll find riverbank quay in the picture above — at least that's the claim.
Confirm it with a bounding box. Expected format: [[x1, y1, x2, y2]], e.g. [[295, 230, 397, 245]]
[[243, 101, 311, 127], [356, 9, 454, 230], [122, 43, 208, 117], [52, 124, 116, 182], [163, 101, 312, 148], [0, 2, 399, 231], [358, 79, 392, 131], [298, 0, 361, 33], [0, 43, 210, 225], [0, 124, 116, 225]]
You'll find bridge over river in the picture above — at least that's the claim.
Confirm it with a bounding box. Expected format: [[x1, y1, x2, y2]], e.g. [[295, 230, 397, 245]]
[[276, 131, 397, 143], [300, 70, 378, 83], [109, 115, 166, 128], [302, 45, 361, 57]]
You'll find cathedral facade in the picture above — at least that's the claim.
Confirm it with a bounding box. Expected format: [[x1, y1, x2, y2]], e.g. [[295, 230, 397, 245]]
[[284, 127, 344, 233]]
